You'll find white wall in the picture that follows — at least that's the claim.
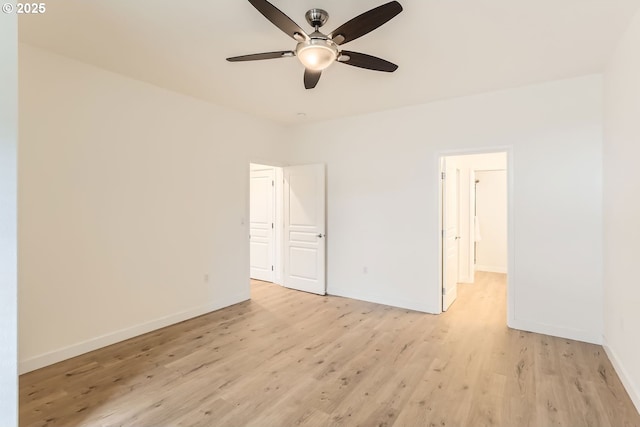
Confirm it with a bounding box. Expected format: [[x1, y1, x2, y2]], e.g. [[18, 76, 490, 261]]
[[286, 75, 603, 344], [0, 13, 18, 427], [603, 8, 640, 413], [18, 45, 286, 373], [475, 170, 507, 273]]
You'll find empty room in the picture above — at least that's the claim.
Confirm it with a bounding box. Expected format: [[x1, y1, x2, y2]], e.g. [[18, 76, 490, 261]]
[[2, 0, 640, 425]]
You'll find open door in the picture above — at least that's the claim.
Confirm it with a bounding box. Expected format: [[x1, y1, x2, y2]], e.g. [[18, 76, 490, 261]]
[[283, 164, 326, 295], [250, 167, 275, 282], [442, 158, 460, 311]]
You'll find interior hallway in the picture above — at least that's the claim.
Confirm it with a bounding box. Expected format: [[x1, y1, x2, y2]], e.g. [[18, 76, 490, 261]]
[[20, 273, 640, 426]]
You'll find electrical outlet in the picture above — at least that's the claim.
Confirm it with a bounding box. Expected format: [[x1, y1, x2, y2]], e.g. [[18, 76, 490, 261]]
[[204, 274, 209, 283]]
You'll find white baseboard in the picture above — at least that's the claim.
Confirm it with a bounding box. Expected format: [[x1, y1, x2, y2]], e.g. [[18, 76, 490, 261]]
[[19, 292, 249, 374], [603, 337, 640, 415], [475, 264, 507, 274], [328, 286, 438, 314], [508, 317, 602, 345]]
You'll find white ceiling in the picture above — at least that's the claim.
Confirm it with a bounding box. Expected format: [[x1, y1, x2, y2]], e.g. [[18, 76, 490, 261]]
[[19, 0, 640, 124]]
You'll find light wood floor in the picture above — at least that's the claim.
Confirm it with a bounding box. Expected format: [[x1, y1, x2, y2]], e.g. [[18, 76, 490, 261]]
[[20, 273, 640, 426]]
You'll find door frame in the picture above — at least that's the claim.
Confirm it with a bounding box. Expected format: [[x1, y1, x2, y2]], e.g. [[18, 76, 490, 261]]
[[249, 165, 277, 283], [248, 160, 285, 286], [437, 147, 514, 327]]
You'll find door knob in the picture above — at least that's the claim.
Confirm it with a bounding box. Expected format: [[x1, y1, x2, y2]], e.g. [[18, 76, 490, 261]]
[[317, 233, 325, 238]]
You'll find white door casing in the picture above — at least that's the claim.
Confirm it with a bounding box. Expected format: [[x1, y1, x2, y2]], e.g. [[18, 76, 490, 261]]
[[283, 164, 326, 295], [250, 168, 275, 282], [442, 160, 460, 311]]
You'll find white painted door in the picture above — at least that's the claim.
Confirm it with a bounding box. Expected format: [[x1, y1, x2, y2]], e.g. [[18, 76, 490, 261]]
[[283, 164, 326, 295], [442, 160, 460, 311], [250, 168, 275, 282]]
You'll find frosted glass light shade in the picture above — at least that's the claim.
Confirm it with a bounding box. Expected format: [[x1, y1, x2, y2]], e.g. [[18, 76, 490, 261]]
[[296, 39, 338, 71]]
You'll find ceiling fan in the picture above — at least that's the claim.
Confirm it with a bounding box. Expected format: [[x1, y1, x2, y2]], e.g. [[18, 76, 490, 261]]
[[226, 0, 403, 89]]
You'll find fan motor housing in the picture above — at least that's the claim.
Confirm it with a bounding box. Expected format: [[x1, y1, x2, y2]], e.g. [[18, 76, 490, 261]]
[[305, 8, 329, 28]]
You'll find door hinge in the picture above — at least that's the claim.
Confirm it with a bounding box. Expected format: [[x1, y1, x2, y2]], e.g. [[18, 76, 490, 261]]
[[442, 229, 445, 238], [442, 287, 446, 295], [271, 265, 274, 271], [271, 223, 274, 229], [441, 172, 446, 180], [272, 180, 274, 187]]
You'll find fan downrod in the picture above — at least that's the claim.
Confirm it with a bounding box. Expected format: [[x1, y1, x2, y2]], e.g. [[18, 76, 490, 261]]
[[305, 8, 329, 28]]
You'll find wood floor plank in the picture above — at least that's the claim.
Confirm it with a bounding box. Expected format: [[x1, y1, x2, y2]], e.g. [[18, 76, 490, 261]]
[[19, 274, 640, 427]]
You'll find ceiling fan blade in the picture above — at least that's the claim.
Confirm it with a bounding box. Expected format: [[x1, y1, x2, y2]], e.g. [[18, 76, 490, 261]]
[[338, 51, 398, 72], [248, 0, 309, 41], [226, 51, 295, 62], [328, 1, 403, 45], [304, 69, 322, 89]]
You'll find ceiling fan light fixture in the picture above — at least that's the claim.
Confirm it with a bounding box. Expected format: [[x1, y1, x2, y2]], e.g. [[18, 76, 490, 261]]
[[227, 0, 403, 89], [296, 39, 338, 71]]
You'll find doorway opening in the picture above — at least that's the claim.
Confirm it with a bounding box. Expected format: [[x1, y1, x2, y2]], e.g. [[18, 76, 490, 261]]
[[249, 163, 283, 286], [249, 162, 327, 296], [439, 150, 510, 318]]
